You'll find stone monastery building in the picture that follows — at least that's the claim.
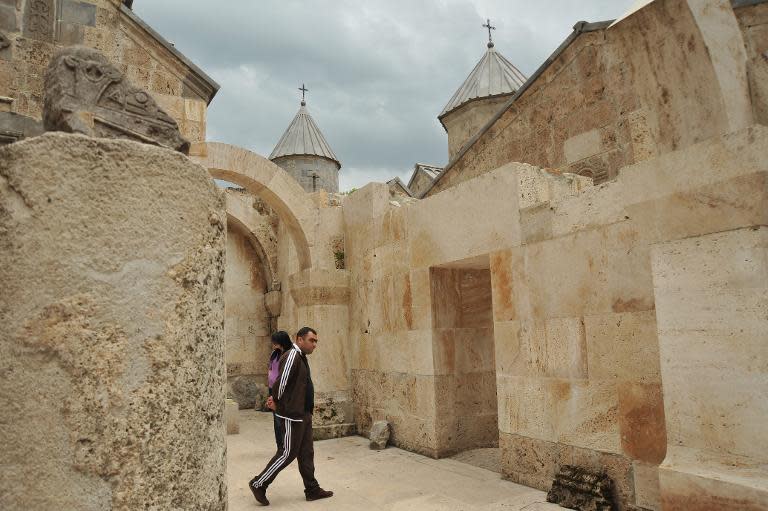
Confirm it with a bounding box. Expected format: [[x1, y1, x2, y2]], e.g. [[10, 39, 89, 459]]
[[1, 0, 767, 510]]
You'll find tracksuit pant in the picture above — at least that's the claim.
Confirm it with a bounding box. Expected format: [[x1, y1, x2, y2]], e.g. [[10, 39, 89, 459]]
[[251, 413, 319, 493]]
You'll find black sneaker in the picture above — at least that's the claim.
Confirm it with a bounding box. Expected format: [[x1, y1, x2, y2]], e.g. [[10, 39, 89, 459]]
[[249, 478, 270, 506], [305, 487, 333, 501]]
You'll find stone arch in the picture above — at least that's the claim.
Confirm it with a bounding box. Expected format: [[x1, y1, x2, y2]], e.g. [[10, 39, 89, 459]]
[[191, 142, 314, 270], [225, 191, 277, 289], [226, 212, 275, 291]]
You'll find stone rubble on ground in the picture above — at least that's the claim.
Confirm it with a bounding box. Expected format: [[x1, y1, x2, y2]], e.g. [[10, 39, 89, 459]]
[[369, 421, 391, 450]]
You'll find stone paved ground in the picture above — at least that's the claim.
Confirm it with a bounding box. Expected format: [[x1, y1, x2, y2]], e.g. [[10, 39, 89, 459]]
[[228, 410, 560, 510], [449, 447, 501, 474]]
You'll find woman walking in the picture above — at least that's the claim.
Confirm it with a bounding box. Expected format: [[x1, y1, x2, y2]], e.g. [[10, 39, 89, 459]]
[[267, 330, 293, 451]]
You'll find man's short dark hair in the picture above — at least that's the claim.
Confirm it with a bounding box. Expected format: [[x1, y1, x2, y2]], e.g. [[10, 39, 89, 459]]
[[296, 326, 317, 339]]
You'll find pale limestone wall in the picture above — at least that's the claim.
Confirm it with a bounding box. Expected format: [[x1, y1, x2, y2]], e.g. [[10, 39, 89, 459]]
[[0, 0, 213, 142], [442, 95, 511, 161], [429, 0, 755, 195], [225, 224, 270, 409], [344, 124, 768, 509], [0, 133, 226, 510], [345, 169, 524, 457], [651, 228, 768, 511], [272, 154, 340, 194]]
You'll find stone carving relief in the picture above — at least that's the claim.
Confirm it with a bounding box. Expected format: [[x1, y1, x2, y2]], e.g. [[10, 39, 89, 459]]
[[23, 0, 54, 42], [546, 465, 616, 511], [43, 46, 189, 153]]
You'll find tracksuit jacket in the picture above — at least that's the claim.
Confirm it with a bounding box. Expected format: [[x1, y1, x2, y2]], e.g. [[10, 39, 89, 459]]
[[274, 343, 313, 420]]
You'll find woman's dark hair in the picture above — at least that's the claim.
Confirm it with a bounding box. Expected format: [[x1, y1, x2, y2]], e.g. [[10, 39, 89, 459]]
[[271, 330, 292, 351]]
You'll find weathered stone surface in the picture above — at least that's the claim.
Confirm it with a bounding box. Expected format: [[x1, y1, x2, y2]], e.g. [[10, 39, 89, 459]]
[[228, 376, 268, 410], [61, 0, 96, 27], [43, 46, 190, 153], [369, 420, 391, 450], [0, 133, 226, 510], [546, 465, 616, 511], [0, 5, 17, 32], [23, 0, 54, 42]]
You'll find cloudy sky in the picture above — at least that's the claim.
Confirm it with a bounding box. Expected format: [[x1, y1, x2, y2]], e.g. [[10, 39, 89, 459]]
[[134, 1, 636, 191]]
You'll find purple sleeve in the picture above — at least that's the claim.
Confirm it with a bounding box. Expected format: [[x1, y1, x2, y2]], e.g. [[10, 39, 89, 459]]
[[267, 358, 280, 388]]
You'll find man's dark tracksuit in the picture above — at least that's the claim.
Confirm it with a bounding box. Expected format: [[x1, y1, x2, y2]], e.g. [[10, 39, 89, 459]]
[[251, 344, 319, 494]]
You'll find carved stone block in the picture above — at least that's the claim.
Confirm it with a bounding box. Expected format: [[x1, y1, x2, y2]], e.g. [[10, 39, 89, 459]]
[[22, 0, 54, 42], [546, 465, 617, 511], [43, 46, 190, 153]]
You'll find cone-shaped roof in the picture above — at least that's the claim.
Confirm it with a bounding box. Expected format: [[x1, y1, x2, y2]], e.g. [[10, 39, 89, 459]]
[[269, 102, 340, 167], [439, 42, 527, 121]]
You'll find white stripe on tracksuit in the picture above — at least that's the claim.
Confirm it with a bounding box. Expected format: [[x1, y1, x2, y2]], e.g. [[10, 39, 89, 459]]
[[277, 348, 299, 399], [253, 419, 292, 488]]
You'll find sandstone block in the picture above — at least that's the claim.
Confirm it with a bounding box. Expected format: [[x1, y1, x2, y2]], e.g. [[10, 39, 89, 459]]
[[584, 310, 661, 383], [369, 420, 391, 450], [564, 128, 603, 164], [225, 399, 240, 435], [617, 382, 666, 464], [633, 461, 661, 510], [652, 226, 768, 508], [43, 46, 190, 153], [652, 227, 768, 460]]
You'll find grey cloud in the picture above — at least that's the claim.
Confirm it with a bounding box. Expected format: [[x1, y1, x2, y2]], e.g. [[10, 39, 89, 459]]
[[134, 1, 635, 191]]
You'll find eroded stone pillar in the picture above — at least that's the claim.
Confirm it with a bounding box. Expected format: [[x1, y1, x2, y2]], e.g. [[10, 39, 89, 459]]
[[0, 133, 226, 510]]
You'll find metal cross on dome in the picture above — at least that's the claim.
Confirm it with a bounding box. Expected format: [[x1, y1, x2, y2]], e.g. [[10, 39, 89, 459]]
[[483, 18, 496, 44], [299, 83, 309, 105]]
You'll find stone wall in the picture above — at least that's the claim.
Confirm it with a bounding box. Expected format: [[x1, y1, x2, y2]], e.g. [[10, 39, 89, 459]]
[[427, 0, 757, 195], [225, 224, 270, 409], [0, 133, 226, 510], [652, 227, 768, 510], [272, 154, 340, 194], [0, 0, 216, 143], [343, 122, 768, 509]]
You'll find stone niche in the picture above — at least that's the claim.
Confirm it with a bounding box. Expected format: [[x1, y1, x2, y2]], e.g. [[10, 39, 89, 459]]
[[0, 133, 227, 510], [430, 259, 499, 456]]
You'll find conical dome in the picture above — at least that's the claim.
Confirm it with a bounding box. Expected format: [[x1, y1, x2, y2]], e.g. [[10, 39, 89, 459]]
[[438, 43, 527, 122], [269, 103, 340, 167]]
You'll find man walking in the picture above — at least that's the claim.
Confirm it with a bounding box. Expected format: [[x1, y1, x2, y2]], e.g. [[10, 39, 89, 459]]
[[249, 327, 333, 506]]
